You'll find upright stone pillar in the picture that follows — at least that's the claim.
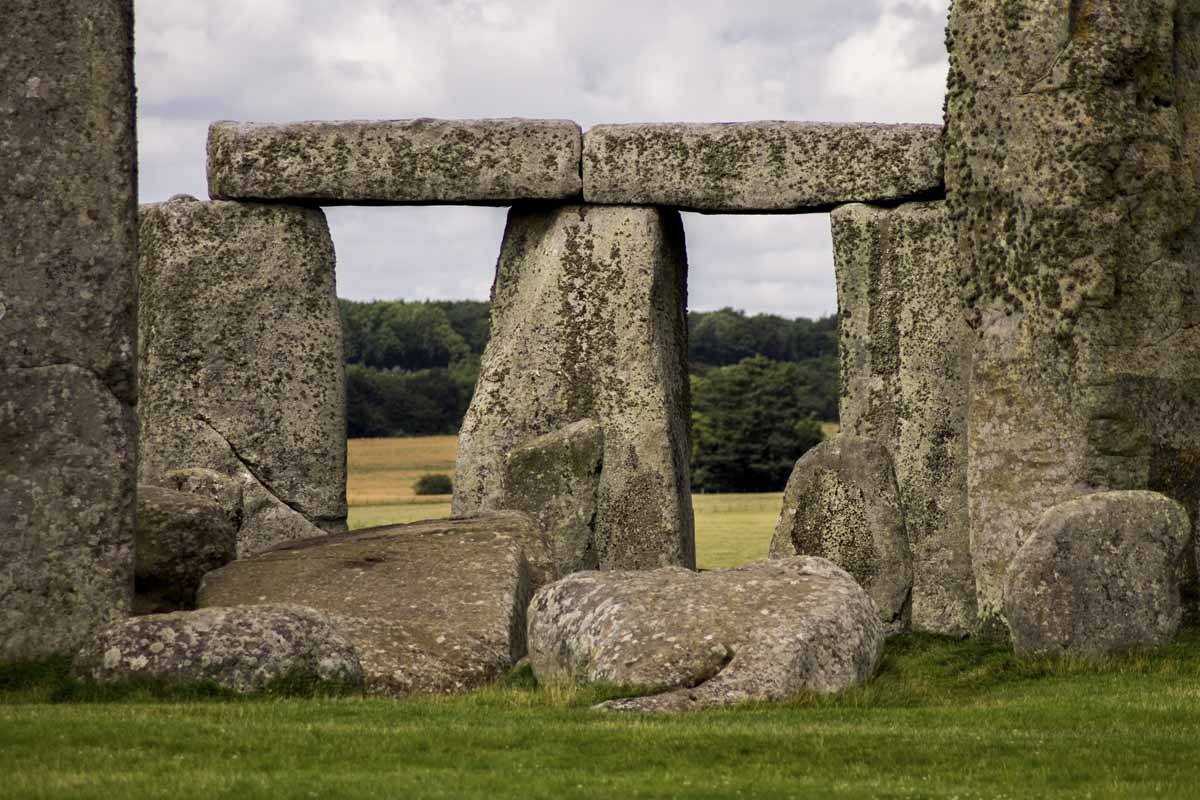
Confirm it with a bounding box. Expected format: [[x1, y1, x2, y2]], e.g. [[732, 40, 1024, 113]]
[[833, 201, 976, 635], [454, 204, 694, 570], [946, 1, 1200, 634], [138, 197, 347, 557], [0, 0, 138, 660]]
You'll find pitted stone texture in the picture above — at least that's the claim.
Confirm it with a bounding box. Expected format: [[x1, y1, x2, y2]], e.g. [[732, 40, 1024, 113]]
[[165, 468, 244, 532], [583, 122, 943, 213], [769, 435, 912, 634], [946, 2, 1200, 633], [135, 485, 237, 615], [0, 366, 136, 661], [198, 514, 535, 696], [138, 197, 347, 556], [833, 202, 975, 636], [208, 119, 582, 205], [528, 557, 883, 712], [74, 606, 363, 693], [1004, 492, 1190, 657], [0, 0, 137, 660], [454, 204, 694, 570], [498, 420, 603, 585]]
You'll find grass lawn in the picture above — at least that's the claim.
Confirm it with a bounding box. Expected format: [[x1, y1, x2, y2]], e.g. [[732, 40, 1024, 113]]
[[4, 633, 1200, 798]]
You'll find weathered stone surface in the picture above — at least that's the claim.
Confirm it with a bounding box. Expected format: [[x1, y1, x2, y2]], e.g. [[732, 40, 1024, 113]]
[[74, 606, 363, 692], [498, 419, 603, 584], [135, 485, 237, 615], [1004, 492, 1190, 657], [198, 514, 535, 696], [454, 204, 694, 570], [0, 0, 138, 660], [832, 201, 975, 636], [946, 2, 1200, 633], [769, 435, 912, 634], [208, 119, 582, 205], [138, 196, 347, 556], [583, 122, 943, 212], [528, 557, 883, 711], [164, 468, 244, 531]]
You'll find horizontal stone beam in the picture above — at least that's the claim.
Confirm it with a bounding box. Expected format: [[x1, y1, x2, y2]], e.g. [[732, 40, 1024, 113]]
[[207, 118, 583, 205], [583, 122, 943, 213]]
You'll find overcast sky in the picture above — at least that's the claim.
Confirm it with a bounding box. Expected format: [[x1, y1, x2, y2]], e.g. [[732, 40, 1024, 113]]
[[135, 0, 949, 319]]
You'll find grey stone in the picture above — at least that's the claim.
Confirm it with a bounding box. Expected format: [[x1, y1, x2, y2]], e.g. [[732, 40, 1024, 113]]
[[138, 197, 347, 556], [74, 605, 363, 693], [832, 202, 975, 636], [946, 2, 1200, 634], [164, 468, 244, 531], [135, 485, 237, 615], [497, 419, 603, 585], [528, 557, 883, 712], [1004, 492, 1190, 657], [453, 204, 694, 570], [0, 1, 138, 661], [583, 122, 943, 213], [769, 435, 912, 634], [207, 119, 583, 205], [198, 514, 535, 696]]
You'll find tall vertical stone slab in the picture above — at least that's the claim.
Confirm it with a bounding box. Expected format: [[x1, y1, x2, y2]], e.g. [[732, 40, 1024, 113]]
[[946, 1, 1200, 634], [0, 0, 138, 660], [832, 202, 976, 635], [454, 204, 694, 570], [138, 197, 347, 557]]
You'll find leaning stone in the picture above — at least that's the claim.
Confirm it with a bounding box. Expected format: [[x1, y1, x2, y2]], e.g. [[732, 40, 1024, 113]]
[[497, 419, 603, 584], [208, 119, 583, 205], [198, 514, 535, 696], [138, 197, 347, 556], [135, 485, 237, 614], [769, 435, 912, 634], [528, 557, 883, 711], [74, 605, 363, 693], [583, 122, 942, 212], [164, 468, 244, 531], [0, 0, 137, 660], [1004, 492, 1190, 657], [832, 201, 975, 636], [454, 204, 694, 570]]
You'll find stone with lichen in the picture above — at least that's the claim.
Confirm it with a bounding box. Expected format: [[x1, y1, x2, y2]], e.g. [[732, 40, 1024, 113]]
[[528, 556, 883, 712], [135, 485, 237, 615], [198, 514, 535, 696], [138, 196, 347, 556], [453, 204, 694, 571]]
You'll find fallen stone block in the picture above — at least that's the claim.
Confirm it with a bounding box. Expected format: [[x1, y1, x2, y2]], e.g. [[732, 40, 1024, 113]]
[[769, 435, 912, 634], [498, 419, 603, 585], [138, 196, 347, 556], [135, 485, 237, 614], [74, 605, 362, 693], [164, 468, 244, 531], [454, 204, 694, 570], [208, 118, 583, 205], [583, 122, 942, 212], [1004, 491, 1190, 657], [198, 514, 535, 696], [528, 556, 883, 711]]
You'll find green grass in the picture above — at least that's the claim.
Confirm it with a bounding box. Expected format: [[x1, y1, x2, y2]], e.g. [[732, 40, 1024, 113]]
[[5, 632, 1200, 798]]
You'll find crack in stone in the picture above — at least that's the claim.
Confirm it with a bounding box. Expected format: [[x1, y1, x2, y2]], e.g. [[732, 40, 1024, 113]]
[[193, 414, 312, 524]]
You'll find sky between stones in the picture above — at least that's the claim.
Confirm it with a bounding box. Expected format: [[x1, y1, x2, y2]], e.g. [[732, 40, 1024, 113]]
[[136, 0, 949, 318]]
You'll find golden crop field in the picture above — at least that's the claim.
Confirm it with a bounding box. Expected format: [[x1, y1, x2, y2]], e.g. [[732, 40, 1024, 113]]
[[346, 435, 785, 569]]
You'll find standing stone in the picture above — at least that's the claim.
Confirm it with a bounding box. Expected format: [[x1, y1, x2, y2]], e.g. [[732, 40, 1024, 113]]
[[946, 1, 1200, 634], [0, 0, 137, 660], [454, 204, 694, 570], [1004, 491, 1190, 657], [498, 419, 604, 585], [832, 202, 975, 635], [138, 196, 347, 557], [769, 435, 912, 634]]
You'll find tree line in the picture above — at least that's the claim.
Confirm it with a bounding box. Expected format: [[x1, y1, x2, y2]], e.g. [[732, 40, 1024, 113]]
[[341, 300, 840, 492]]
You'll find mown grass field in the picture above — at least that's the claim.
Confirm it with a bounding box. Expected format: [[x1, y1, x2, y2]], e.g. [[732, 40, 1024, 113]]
[[345, 435, 781, 568]]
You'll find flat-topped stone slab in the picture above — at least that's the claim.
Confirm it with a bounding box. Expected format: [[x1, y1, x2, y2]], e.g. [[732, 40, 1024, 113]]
[[207, 118, 583, 205], [583, 122, 943, 213]]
